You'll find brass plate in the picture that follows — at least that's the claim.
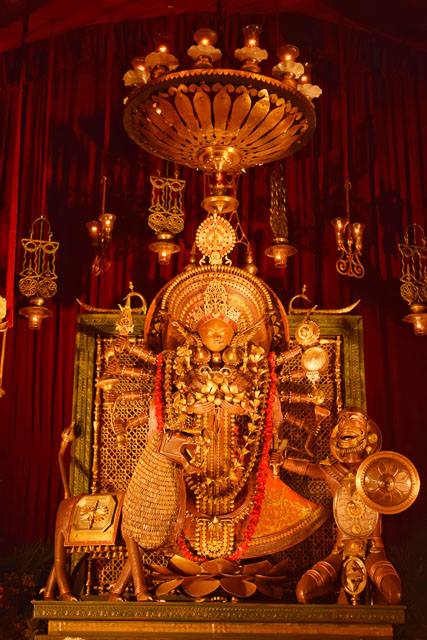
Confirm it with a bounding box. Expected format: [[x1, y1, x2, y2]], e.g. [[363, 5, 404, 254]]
[[65, 493, 124, 546], [356, 451, 420, 514]]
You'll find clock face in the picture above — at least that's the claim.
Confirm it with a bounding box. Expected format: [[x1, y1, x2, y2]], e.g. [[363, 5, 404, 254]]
[[196, 215, 236, 263]]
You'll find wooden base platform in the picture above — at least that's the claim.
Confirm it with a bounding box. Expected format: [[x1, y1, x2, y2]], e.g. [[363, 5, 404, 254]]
[[33, 600, 405, 639]]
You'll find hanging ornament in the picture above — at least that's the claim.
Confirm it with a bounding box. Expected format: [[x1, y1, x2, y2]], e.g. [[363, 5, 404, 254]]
[[18, 217, 59, 330], [148, 167, 185, 265], [86, 176, 117, 276], [265, 167, 297, 268], [398, 223, 427, 335]]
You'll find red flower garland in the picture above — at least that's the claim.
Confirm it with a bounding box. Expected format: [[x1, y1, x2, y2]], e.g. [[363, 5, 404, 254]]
[[177, 353, 277, 563], [177, 533, 206, 563], [227, 353, 277, 562]]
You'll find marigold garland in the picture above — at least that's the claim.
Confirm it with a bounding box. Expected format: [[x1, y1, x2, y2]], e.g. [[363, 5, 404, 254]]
[[176, 353, 278, 564], [177, 533, 206, 563], [228, 353, 277, 561]]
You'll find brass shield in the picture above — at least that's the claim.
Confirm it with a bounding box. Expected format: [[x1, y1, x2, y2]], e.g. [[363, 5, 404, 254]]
[[355, 451, 420, 514]]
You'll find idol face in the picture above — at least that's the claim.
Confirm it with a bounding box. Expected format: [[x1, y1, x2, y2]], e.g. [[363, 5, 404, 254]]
[[198, 318, 234, 352], [331, 410, 368, 461], [336, 413, 367, 451]]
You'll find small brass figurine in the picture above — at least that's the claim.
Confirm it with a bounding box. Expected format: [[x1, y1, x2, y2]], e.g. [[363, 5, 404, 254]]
[[272, 408, 420, 605]]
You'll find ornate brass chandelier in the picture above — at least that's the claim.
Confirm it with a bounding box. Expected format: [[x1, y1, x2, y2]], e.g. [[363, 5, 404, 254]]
[[123, 26, 321, 175], [398, 223, 427, 336], [124, 25, 321, 269]]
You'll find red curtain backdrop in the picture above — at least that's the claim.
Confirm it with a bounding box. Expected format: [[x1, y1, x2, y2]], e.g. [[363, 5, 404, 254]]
[[0, 11, 426, 550]]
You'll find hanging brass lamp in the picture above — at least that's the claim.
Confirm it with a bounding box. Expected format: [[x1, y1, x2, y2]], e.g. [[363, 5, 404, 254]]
[[265, 168, 297, 268], [18, 216, 59, 330], [398, 223, 427, 336]]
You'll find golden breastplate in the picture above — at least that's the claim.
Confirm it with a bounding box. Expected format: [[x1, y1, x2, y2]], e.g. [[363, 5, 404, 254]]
[[333, 484, 378, 538]]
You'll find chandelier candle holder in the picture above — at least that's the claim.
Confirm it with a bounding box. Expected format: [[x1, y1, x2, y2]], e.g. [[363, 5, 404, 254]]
[[145, 33, 178, 80], [398, 223, 427, 336], [272, 44, 304, 88], [123, 25, 321, 175], [187, 28, 222, 69], [122, 56, 150, 88], [18, 216, 59, 330], [297, 62, 322, 100], [86, 176, 116, 276], [265, 169, 297, 268], [331, 181, 365, 278], [234, 24, 268, 73]]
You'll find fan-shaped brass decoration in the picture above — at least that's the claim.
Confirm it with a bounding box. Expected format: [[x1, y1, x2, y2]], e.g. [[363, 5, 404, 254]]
[[168, 555, 201, 575], [356, 450, 420, 515], [124, 69, 316, 171], [220, 577, 257, 598]]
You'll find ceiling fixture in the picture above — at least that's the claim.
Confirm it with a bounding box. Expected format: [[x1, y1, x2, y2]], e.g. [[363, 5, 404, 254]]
[[123, 25, 321, 174], [123, 24, 321, 269]]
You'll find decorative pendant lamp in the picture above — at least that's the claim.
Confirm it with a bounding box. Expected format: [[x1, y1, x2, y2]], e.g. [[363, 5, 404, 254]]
[[18, 217, 59, 329], [398, 223, 427, 336], [331, 181, 365, 278], [86, 176, 116, 276], [18, 23, 59, 330], [148, 167, 185, 265], [265, 167, 297, 268], [330, 23, 365, 279]]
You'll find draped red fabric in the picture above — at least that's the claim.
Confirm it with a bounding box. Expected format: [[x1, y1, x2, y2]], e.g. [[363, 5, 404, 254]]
[[0, 11, 426, 550]]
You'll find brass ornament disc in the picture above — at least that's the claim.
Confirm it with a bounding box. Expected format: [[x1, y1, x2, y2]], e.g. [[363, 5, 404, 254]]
[[196, 216, 236, 264], [295, 319, 320, 346], [355, 451, 420, 514], [301, 346, 328, 372], [342, 556, 367, 597]]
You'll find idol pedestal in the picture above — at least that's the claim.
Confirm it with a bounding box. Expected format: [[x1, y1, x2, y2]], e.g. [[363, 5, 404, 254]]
[[33, 600, 404, 639]]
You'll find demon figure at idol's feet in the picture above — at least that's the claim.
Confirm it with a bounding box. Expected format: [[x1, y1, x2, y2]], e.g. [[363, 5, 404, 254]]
[[272, 407, 419, 605]]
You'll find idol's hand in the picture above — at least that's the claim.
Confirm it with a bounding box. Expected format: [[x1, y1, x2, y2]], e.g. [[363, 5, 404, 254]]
[[183, 460, 203, 475], [269, 450, 284, 477], [114, 335, 131, 353], [190, 401, 216, 414], [220, 399, 246, 415]]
